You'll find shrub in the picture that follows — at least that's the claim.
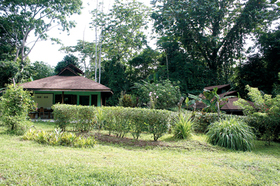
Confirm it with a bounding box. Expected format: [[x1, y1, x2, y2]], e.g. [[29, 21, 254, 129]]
[[75, 106, 95, 132], [0, 84, 36, 134], [146, 109, 171, 141], [52, 104, 76, 131], [95, 107, 105, 131], [22, 129, 96, 148], [234, 85, 280, 144], [111, 107, 131, 138], [134, 80, 181, 109], [206, 117, 255, 151], [192, 112, 219, 133], [128, 108, 148, 139], [52, 105, 174, 141], [173, 114, 193, 139], [118, 92, 137, 107], [192, 112, 244, 133], [52, 104, 96, 132]]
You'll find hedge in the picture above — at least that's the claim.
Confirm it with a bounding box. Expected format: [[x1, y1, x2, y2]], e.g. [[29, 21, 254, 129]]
[[52, 104, 95, 132], [52, 104, 176, 141], [52, 104, 247, 141]]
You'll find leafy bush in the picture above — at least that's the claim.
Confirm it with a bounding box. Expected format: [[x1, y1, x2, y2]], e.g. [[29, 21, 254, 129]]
[[234, 85, 280, 143], [173, 114, 193, 139], [145, 109, 171, 141], [128, 108, 148, 139], [109, 107, 131, 138], [52, 104, 76, 131], [192, 112, 244, 133], [102, 107, 173, 141], [95, 107, 105, 131], [0, 84, 36, 134], [206, 117, 255, 151], [134, 80, 181, 109], [52, 104, 174, 141], [118, 92, 137, 107], [75, 106, 95, 132], [52, 104, 96, 132], [22, 129, 96, 148]]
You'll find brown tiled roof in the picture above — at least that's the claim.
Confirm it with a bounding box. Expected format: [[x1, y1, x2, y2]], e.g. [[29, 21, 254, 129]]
[[220, 97, 242, 111], [204, 84, 230, 91], [220, 91, 237, 97], [20, 75, 111, 92], [194, 97, 254, 112]]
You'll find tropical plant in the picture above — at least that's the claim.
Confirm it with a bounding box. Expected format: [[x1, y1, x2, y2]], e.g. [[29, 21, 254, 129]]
[[173, 114, 193, 139], [206, 117, 255, 151], [189, 87, 233, 118], [22, 129, 96, 148], [234, 85, 280, 144]]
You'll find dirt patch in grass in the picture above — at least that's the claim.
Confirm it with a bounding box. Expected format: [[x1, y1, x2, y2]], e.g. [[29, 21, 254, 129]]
[[91, 133, 216, 151]]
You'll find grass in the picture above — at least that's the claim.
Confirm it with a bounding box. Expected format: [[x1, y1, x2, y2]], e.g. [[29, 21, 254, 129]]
[[0, 121, 280, 185]]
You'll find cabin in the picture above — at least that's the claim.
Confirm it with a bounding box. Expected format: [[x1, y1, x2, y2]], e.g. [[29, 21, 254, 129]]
[[20, 64, 112, 118]]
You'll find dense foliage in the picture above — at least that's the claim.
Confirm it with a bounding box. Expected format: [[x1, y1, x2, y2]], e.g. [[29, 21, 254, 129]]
[[152, 0, 279, 85], [234, 85, 280, 143], [52, 104, 95, 132], [0, 84, 35, 134], [52, 104, 176, 141], [134, 80, 181, 109], [235, 28, 280, 96], [207, 117, 255, 151], [0, 0, 82, 83]]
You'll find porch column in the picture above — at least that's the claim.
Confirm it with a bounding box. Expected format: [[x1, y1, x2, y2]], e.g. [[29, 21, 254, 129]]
[[62, 91, 64, 104]]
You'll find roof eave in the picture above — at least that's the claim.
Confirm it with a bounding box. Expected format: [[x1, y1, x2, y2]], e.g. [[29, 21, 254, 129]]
[[24, 88, 112, 92]]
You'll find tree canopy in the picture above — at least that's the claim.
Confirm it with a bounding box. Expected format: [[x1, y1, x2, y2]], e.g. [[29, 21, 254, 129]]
[[152, 0, 279, 84], [0, 0, 82, 82]]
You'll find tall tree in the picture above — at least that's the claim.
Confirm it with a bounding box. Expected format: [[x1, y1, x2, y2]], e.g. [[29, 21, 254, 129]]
[[0, 60, 18, 88], [0, 17, 16, 61], [54, 54, 79, 74], [235, 27, 280, 96], [128, 47, 160, 83], [101, 58, 129, 106], [91, 0, 151, 64], [0, 0, 82, 81], [31, 61, 55, 80], [60, 40, 96, 78], [152, 0, 279, 84]]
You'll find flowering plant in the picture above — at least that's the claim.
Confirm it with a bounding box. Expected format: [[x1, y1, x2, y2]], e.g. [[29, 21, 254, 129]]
[[149, 91, 158, 109]]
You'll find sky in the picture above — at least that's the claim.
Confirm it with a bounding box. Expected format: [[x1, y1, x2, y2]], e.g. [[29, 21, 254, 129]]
[[28, 0, 154, 67]]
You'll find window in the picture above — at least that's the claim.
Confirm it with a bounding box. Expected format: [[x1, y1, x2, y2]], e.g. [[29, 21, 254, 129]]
[[80, 95, 89, 106], [55, 94, 77, 105], [91, 95, 98, 106]]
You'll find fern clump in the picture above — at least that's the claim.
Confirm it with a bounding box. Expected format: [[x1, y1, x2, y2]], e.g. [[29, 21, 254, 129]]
[[206, 117, 255, 151]]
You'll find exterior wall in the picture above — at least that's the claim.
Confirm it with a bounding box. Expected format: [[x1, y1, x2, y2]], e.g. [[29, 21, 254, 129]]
[[33, 91, 102, 108], [33, 94, 53, 109]]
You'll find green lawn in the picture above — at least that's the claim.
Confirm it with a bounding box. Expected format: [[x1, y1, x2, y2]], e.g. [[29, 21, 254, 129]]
[[0, 121, 280, 185]]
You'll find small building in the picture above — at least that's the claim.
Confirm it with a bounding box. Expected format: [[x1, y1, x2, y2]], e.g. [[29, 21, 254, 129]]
[[21, 64, 112, 111]]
